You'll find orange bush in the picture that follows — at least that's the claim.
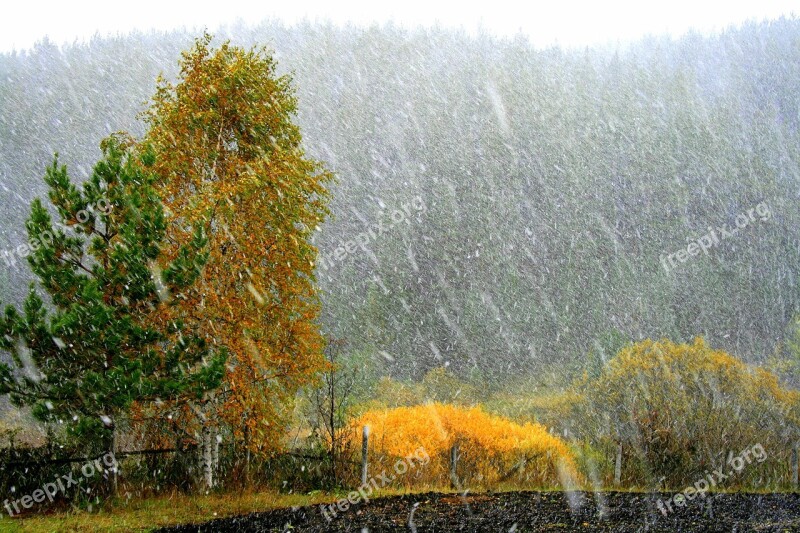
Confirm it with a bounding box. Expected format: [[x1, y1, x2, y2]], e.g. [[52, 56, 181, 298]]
[[348, 403, 580, 489]]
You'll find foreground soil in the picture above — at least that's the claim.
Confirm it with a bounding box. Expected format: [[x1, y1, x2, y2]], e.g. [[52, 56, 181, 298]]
[[157, 490, 800, 532]]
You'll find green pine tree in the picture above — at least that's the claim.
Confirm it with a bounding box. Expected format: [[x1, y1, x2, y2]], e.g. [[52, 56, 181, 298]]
[[0, 134, 227, 456]]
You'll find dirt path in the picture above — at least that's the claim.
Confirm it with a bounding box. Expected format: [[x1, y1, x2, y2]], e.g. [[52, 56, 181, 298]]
[[157, 491, 800, 532]]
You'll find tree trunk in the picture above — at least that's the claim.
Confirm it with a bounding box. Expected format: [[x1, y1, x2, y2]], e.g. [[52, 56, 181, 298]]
[[111, 428, 118, 496], [212, 431, 221, 482], [201, 425, 214, 489], [244, 425, 251, 487]]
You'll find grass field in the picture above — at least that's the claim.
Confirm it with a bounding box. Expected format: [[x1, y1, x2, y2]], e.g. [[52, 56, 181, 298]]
[[0, 490, 333, 533]]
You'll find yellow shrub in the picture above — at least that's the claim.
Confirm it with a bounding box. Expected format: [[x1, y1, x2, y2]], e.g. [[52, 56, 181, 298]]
[[348, 403, 580, 489], [584, 337, 800, 487]]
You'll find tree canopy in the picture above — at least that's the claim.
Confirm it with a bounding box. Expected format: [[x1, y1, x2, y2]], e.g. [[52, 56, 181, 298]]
[[0, 135, 227, 449], [142, 35, 334, 454]]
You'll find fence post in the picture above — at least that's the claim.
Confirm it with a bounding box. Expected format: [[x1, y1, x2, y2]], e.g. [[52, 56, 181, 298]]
[[450, 443, 460, 488], [614, 443, 622, 487], [792, 445, 798, 488], [361, 425, 369, 486]]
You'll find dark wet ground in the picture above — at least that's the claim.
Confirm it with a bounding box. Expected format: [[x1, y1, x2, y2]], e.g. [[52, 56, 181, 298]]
[[157, 490, 800, 532]]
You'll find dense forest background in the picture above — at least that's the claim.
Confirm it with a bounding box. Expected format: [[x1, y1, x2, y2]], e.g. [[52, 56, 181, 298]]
[[1, 17, 799, 383]]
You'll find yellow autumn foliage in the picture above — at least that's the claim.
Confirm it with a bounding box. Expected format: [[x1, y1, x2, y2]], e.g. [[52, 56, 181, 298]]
[[583, 337, 800, 486], [590, 337, 800, 433], [141, 35, 333, 455], [348, 403, 580, 489]]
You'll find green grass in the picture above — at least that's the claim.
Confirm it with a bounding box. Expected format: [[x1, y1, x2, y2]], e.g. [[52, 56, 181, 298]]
[[0, 490, 331, 533], [0, 486, 456, 532]]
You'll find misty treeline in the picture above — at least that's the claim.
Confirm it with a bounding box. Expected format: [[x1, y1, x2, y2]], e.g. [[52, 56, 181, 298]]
[[1, 17, 799, 385]]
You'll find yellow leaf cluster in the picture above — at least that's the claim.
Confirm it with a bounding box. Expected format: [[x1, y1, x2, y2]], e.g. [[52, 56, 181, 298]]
[[594, 337, 800, 422], [349, 403, 580, 489], [139, 34, 334, 454], [583, 337, 800, 485]]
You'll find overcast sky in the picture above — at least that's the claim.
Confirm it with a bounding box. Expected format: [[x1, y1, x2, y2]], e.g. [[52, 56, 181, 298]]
[[1, 0, 797, 52]]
